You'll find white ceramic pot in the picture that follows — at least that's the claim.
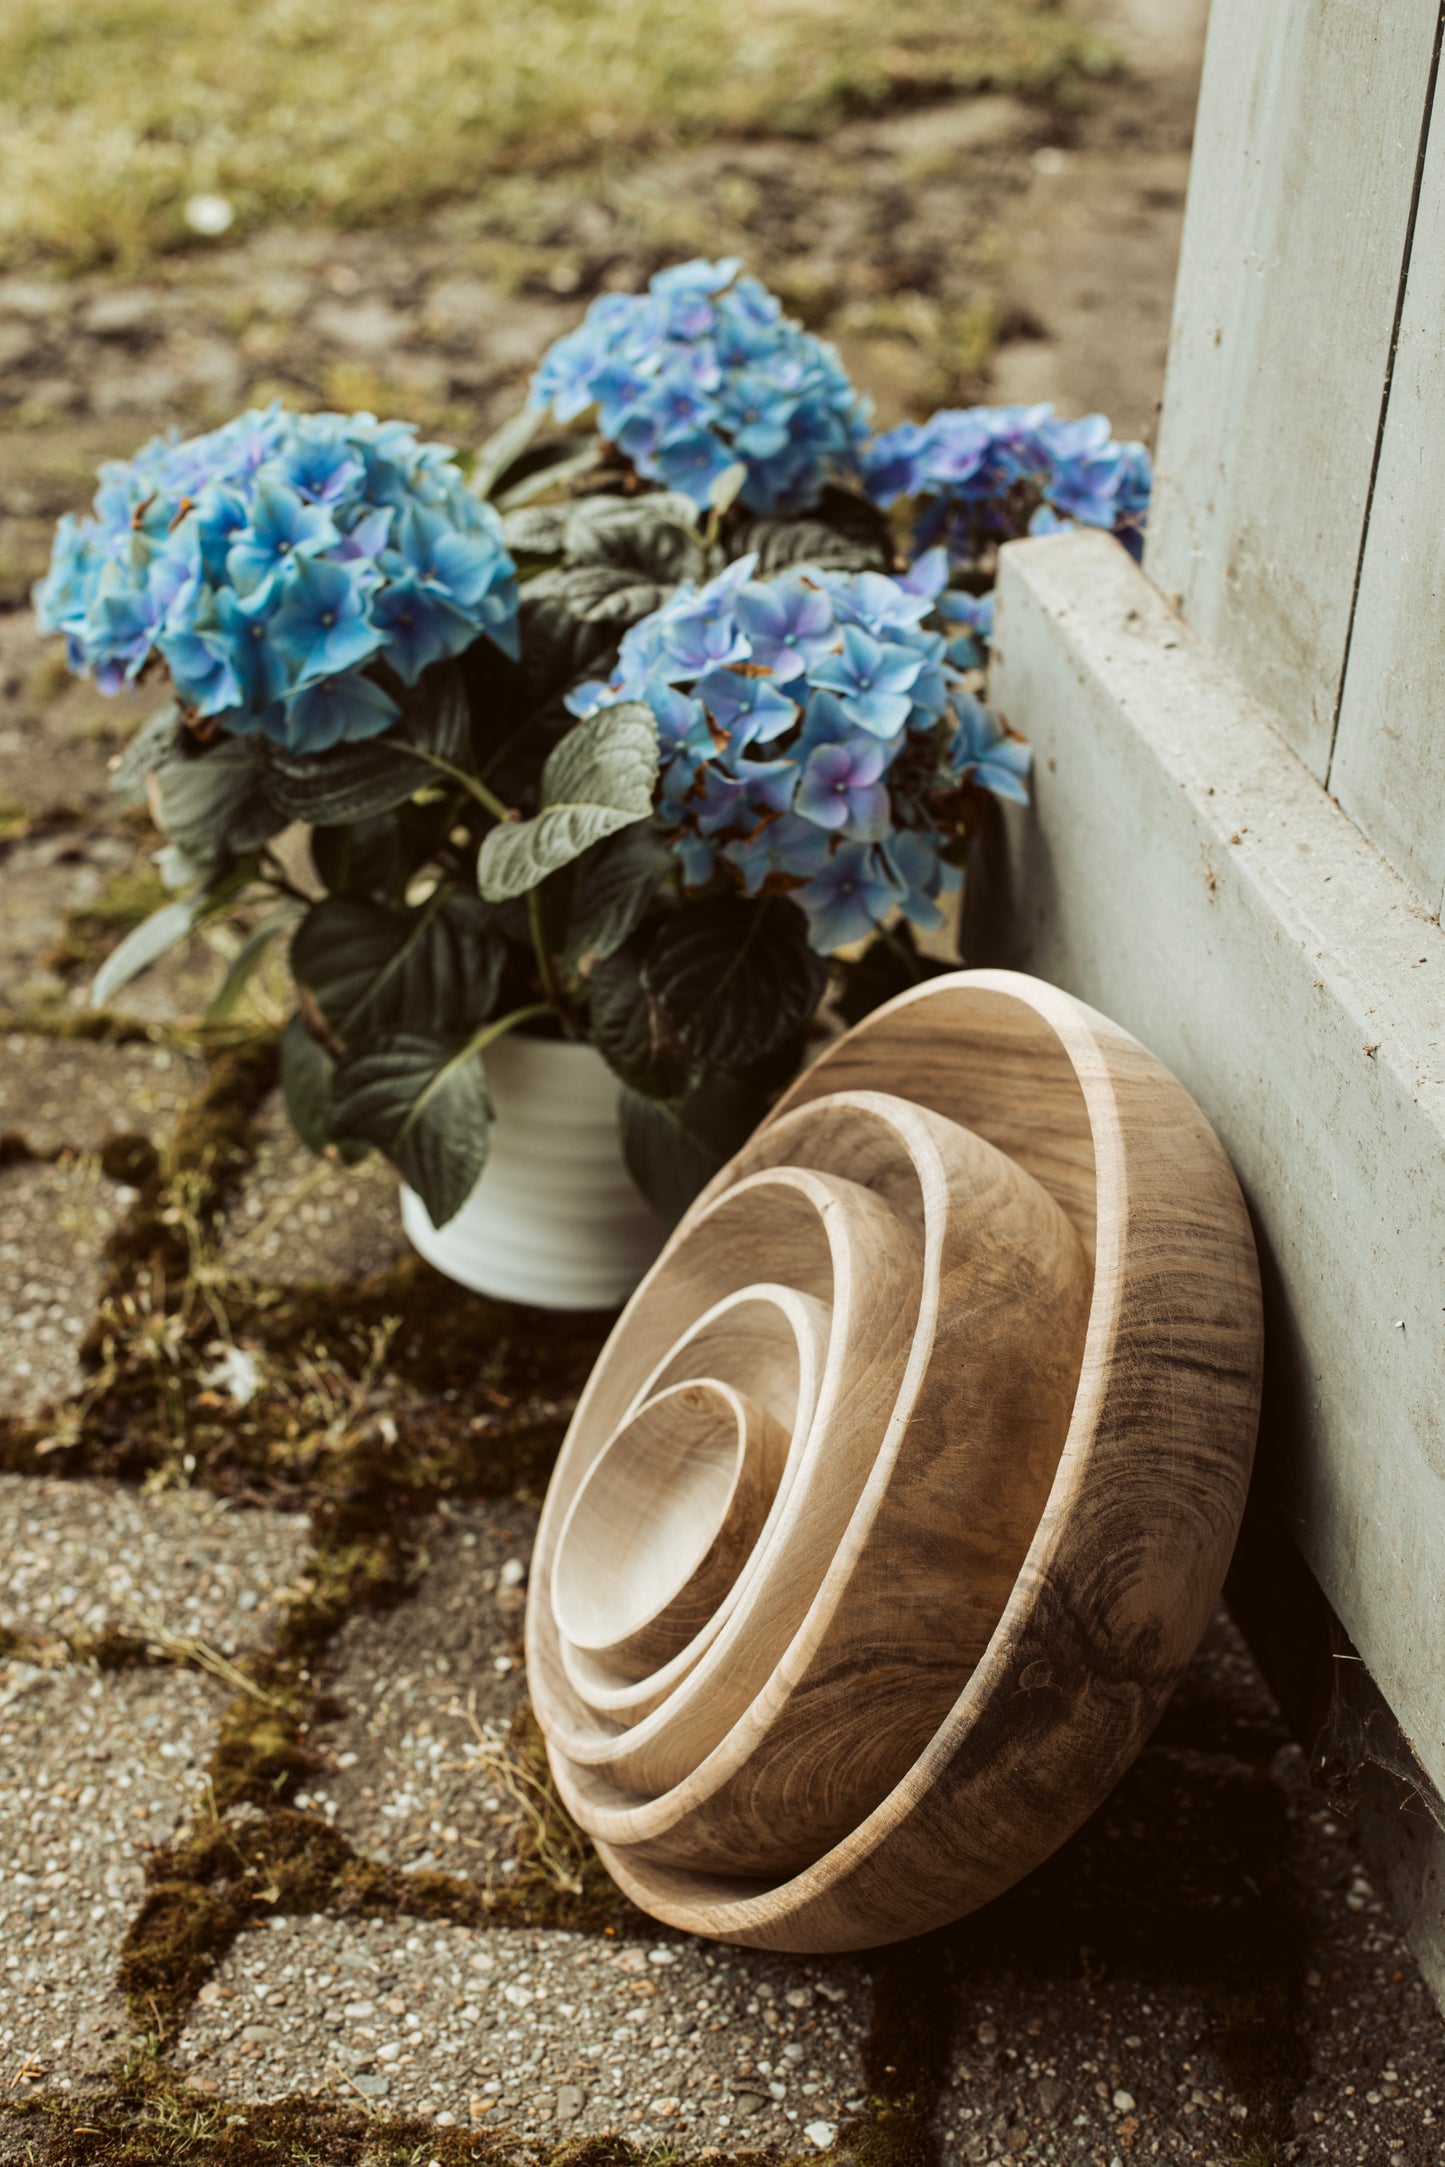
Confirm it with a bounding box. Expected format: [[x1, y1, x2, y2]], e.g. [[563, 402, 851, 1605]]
[[399, 1033, 665, 1310]]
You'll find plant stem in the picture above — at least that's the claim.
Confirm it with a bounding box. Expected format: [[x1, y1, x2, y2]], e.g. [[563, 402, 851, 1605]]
[[528, 885, 565, 1020], [397, 744, 514, 824], [465, 1002, 556, 1062]]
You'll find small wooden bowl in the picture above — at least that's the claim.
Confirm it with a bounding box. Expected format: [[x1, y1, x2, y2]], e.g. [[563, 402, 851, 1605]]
[[526, 969, 1263, 1950]]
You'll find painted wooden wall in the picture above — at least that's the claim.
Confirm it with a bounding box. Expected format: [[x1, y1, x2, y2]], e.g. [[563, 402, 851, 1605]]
[[1147, 0, 1444, 794], [1331, 78, 1445, 915]]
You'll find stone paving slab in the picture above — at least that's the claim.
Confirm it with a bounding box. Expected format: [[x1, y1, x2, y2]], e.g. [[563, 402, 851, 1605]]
[[0, 1476, 311, 1652], [0, 1659, 227, 2097], [313, 1503, 535, 1876], [0, 1035, 204, 1155], [0, 1156, 121, 1416], [215, 1092, 408, 1286], [171, 1913, 871, 2150]]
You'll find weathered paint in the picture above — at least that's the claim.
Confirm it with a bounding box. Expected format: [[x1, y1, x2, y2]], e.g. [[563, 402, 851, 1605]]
[[1330, 68, 1445, 915], [984, 528, 1445, 1804], [1145, 0, 1442, 779]]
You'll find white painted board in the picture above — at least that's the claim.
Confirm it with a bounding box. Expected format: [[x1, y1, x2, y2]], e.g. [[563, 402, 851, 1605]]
[[1330, 77, 1445, 917], [986, 528, 1445, 1800], [1145, 0, 1441, 778]]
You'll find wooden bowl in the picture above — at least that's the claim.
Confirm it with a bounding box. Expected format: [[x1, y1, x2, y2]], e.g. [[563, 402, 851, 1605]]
[[526, 969, 1263, 1950]]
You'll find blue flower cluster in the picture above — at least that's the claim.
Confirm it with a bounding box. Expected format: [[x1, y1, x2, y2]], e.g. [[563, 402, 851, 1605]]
[[34, 407, 519, 754], [862, 403, 1152, 568], [530, 259, 870, 516], [568, 550, 1029, 955]]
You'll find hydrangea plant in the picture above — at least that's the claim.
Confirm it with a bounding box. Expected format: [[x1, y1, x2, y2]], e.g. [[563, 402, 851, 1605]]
[[862, 402, 1151, 580], [565, 549, 1026, 954], [530, 258, 869, 514], [34, 406, 519, 752], [34, 261, 1148, 1239]]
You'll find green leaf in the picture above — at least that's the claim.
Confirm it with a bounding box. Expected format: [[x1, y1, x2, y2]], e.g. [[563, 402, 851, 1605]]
[[619, 1071, 769, 1226], [477, 702, 658, 902], [280, 1010, 338, 1155], [329, 1031, 491, 1227], [732, 489, 893, 576], [562, 494, 704, 584], [153, 736, 285, 864], [260, 665, 472, 825], [205, 906, 297, 1023], [90, 898, 201, 1010], [291, 891, 503, 1045], [641, 896, 826, 1069], [523, 560, 672, 629], [566, 819, 675, 973], [833, 922, 953, 1027], [109, 703, 186, 804], [471, 401, 544, 501], [496, 441, 604, 511]]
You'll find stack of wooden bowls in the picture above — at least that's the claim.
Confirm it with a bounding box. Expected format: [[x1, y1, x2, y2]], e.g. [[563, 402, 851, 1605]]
[[527, 970, 1263, 1951]]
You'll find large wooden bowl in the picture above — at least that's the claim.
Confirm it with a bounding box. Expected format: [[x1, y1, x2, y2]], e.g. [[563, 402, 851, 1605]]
[[526, 970, 1263, 1950]]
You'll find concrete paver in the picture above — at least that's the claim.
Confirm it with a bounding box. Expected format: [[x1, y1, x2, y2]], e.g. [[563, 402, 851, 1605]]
[[0, 1661, 226, 2094], [171, 1913, 871, 2149], [0, 1476, 310, 1653], [314, 1502, 535, 1877]]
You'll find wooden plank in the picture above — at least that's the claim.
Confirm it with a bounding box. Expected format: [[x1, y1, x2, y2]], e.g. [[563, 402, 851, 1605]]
[[1330, 74, 1445, 914], [1145, 0, 1442, 778], [983, 528, 1445, 1802]]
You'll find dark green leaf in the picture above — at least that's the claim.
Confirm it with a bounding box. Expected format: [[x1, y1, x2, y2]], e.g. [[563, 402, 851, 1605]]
[[260, 665, 471, 825], [588, 935, 689, 1098], [619, 1071, 770, 1226], [641, 896, 826, 1069], [310, 813, 408, 901], [291, 891, 503, 1045], [566, 820, 675, 972], [731, 488, 894, 576], [329, 1031, 491, 1227], [153, 736, 285, 864], [280, 1011, 337, 1155], [562, 494, 704, 584], [523, 561, 670, 628], [833, 922, 954, 1027], [477, 702, 658, 901], [515, 591, 624, 714]]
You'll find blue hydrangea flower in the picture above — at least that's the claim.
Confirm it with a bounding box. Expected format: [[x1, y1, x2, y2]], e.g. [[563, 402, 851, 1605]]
[[570, 556, 1027, 953], [530, 259, 870, 514], [861, 402, 1152, 569], [34, 406, 520, 753]]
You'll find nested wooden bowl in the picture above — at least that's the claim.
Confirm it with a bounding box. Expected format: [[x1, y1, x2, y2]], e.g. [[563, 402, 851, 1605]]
[[526, 970, 1263, 1951]]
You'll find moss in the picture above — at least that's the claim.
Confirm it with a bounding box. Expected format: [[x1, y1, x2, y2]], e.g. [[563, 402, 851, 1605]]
[[5, 2077, 756, 2165], [45, 862, 173, 978]]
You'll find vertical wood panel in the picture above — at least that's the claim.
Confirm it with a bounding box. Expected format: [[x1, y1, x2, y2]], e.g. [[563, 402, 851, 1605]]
[[1145, 0, 1442, 778], [1330, 71, 1445, 915]]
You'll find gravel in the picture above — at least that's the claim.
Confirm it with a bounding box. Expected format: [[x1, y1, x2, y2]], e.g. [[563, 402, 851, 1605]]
[[0, 1476, 311, 1652], [215, 1091, 409, 1285], [0, 1036, 204, 1156], [171, 1913, 871, 2148], [0, 1156, 122, 1415], [0, 1660, 226, 2094], [313, 1502, 536, 1875]]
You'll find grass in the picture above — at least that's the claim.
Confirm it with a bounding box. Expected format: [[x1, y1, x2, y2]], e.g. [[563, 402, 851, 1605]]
[[0, 0, 1112, 273]]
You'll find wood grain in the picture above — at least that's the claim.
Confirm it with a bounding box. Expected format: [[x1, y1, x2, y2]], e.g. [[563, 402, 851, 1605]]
[[525, 969, 1263, 1949]]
